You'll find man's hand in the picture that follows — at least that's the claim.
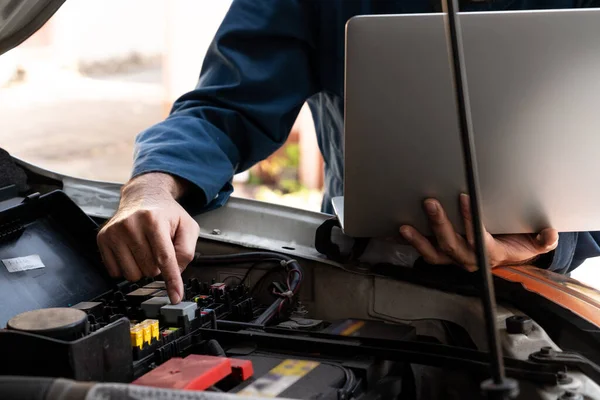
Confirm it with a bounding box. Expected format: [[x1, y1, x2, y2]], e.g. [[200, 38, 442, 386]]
[[97, 173, 200, 304], [399, 194, 558, 271]]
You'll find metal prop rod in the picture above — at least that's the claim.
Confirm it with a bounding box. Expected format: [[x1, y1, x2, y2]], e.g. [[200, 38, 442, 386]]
[[441, 0, 517, 397]]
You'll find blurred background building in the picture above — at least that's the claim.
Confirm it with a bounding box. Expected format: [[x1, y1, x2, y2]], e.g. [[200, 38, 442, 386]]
[[0, 0, 324, 211]]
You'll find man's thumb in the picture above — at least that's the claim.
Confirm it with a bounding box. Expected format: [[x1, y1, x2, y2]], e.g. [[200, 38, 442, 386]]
[[535, 229, 559, 251]]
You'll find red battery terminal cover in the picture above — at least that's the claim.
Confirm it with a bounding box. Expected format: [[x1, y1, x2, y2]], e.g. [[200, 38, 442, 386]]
[[132, 354, 253, 390], [230, 358, 254, 381]]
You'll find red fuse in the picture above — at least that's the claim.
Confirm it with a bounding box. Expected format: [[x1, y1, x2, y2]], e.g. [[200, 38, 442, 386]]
[[133, 355, 232, 391]]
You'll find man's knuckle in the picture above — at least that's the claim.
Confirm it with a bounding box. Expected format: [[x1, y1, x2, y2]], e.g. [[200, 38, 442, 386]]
[[106, 222, 125, 236], [98, 225, 108, 236], [137, 208, 152, 217], [180, 250, 194, 264], [121, 218, 139, 232], [99, 224, 112, 236], [439, 242, 455, 255], [155, 252, 173, 267], [96, 232, 106, 245], [125, 270, 142, 282], [138, 209, 158, 223], [424, 257, 438, 265], [128, 241, 143, 255]]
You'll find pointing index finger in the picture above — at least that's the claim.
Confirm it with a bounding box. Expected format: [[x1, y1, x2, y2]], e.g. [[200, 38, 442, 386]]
[[147, 223, 183, 304]]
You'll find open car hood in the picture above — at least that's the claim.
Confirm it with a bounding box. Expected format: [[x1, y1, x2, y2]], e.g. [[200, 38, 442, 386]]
[[0, 0, 65, 56]]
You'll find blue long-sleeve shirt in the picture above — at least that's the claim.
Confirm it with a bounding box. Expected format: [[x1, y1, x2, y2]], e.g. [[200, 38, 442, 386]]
[[133, 0, 600, 273]]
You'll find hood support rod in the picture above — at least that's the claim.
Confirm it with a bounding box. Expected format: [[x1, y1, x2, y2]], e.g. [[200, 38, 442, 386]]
[[442, 0, 519, 398]]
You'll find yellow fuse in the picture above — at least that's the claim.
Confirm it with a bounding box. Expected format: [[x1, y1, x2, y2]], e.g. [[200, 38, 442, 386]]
[[140, 321, 152, 345], [149, 320, 160, 341], [130, 325, 144, 349]]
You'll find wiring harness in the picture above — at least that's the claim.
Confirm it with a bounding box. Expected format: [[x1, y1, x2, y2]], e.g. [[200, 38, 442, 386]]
[[191, 252, 303, 326]]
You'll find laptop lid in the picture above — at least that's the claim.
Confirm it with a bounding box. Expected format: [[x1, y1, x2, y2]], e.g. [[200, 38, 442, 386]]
[[342, 9, 600, 237]]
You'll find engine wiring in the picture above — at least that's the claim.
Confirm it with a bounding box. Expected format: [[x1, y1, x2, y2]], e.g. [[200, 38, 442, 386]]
[[242, 258, 285, 284], [190, 252, 304, 326]]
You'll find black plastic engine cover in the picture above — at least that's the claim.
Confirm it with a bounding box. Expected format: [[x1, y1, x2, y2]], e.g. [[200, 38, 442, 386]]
[[0, 190, 114, 328], [0, 317, 132, 382]]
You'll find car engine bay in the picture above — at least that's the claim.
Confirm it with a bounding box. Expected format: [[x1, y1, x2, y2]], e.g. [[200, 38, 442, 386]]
[[0, 185, 599, 400]]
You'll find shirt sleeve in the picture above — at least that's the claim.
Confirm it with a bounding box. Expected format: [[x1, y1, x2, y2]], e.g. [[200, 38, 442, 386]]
[[547, 231, 600, 274], [132, 0, 318, 208]]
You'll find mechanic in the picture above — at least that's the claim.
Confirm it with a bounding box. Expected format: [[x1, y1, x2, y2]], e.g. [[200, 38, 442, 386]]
[[97, 0, 600, 304]]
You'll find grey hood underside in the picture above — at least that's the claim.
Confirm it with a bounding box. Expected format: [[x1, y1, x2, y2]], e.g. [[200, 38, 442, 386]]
[[0, 0, 65, 56]]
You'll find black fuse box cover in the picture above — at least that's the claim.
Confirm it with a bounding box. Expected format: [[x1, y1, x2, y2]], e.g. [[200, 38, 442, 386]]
[[0, 190, 114, 327]]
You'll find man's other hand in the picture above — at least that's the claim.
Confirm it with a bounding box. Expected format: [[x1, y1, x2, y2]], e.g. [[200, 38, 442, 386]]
[[97, 173, 200, 304], [399, 194, 558, 271]]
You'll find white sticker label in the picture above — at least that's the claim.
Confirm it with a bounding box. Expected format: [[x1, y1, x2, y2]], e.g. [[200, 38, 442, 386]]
[[2, 255, 45, 273]]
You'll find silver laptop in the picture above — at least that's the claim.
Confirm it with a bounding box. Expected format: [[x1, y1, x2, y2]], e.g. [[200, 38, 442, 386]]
[[337, 9, 600, 238]]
